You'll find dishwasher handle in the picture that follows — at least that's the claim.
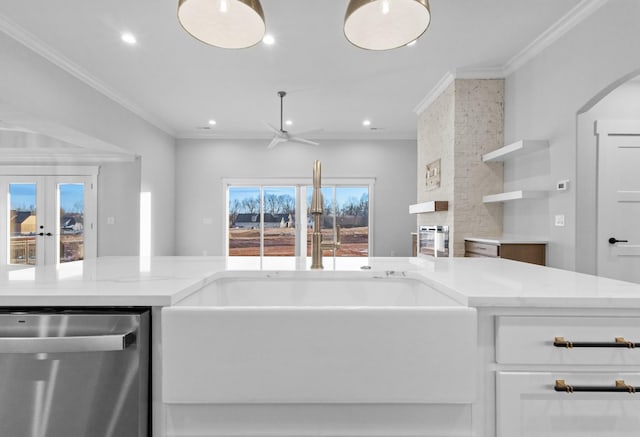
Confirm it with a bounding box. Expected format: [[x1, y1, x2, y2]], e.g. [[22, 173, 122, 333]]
[[0, 331, 136, 353]]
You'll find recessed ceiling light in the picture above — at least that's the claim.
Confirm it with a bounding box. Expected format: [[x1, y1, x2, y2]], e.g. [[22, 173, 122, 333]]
[[363, 120, 371, 126], [262, 34, 275, 45], [381, 0, 390, 15], [285, 120, 293, 126], [121, 32, 137, 45], [208, 119, 217, 126]]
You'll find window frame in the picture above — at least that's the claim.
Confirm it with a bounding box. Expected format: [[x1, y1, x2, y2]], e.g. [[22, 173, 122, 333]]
[[223, 177, 375, 258], [0, 165, 98, 267]]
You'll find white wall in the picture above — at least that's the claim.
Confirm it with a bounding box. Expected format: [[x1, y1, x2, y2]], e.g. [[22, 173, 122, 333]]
[[503, 0, 640, 270], [98, 159, 142, 256], [0, 32, 176, 255], [575, 78, 640, 274], [175, 138, 417, 257]]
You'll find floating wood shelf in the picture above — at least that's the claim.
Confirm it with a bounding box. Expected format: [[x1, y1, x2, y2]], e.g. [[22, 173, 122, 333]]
[[482, 140, 549, 162], [409, 201, 448, 214], [482, 190, 547, 203]]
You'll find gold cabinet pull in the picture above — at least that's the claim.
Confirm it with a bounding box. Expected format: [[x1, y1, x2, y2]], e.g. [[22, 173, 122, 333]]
[[555, 379, 637, 393], [554, 336, 637, 348]]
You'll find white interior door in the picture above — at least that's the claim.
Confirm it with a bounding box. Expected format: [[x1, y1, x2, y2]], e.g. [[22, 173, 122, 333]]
[[0, 169, 97, 267], [596, 120, 640, 283]]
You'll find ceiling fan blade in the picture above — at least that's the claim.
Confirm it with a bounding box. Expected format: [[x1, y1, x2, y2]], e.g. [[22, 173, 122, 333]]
[[267, 136, 286, 150], [263, 122, 282, 135], [289, 136, 319, 146]]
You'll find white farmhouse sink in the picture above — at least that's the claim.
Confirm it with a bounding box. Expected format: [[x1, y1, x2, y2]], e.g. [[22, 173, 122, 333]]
[[175, 273, 461, 307], [162, 272, 476, 404]]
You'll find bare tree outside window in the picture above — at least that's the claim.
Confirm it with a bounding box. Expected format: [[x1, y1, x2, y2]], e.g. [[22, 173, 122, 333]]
[[228, 184, 369, 257]]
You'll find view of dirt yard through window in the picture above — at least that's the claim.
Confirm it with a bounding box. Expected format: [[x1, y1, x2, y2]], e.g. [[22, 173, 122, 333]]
[[228, 185, 369, 257]]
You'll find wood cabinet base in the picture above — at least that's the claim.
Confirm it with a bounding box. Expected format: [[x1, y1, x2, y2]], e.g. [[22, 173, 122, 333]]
[[464, 240, 546, 266]]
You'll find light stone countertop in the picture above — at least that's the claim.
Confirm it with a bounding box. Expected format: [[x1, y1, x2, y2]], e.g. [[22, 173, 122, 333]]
[[0, 256, 639, 308]]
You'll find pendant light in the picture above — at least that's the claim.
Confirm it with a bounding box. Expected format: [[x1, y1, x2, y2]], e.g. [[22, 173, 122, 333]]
[[177, 0, 265, 49], [344, 0, 431, 50]]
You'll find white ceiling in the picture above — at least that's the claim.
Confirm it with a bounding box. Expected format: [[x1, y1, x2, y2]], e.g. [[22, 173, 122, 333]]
[[0, 0, 584, 142]]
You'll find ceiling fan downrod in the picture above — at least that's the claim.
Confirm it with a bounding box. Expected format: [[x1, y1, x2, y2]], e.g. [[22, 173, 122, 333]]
[[278, 91, 286, 133]]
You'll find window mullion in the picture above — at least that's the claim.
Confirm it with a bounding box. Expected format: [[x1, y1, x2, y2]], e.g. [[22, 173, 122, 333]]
[[260, 186, 264, 258], [227, 179, 371, 259]]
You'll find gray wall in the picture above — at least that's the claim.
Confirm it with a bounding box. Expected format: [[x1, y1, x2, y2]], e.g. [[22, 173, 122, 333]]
[[503, 0, 640, 270], [98, 159, 142, 256], [175, 138, 417, 257], [576, 78, 640, 274], [0, 31, 176, 255]]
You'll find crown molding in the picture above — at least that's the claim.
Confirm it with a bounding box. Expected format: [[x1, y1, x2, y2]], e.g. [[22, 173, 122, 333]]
[[414, 0, 609, 114], [455, 67, 506, 79], [502, 0, 609, 76], [413, 72, 455, 115], [0, 13, 175, 136]]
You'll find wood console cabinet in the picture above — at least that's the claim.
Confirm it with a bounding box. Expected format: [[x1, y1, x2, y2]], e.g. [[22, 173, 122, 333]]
[[464, 238, 546, 265]]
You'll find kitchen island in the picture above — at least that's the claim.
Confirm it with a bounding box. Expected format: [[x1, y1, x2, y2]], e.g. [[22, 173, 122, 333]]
[[2, 256, 640, 437]]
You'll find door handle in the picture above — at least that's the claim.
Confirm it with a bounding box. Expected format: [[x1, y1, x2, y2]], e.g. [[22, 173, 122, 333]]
[[609, 237, 629, 244], [37, 232, 52, 237], [0, 331, 136, 353]]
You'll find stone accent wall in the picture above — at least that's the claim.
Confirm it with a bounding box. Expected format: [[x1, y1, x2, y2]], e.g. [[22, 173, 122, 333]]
[[416, 79, 504, 256], [417, 82, 454, 232]]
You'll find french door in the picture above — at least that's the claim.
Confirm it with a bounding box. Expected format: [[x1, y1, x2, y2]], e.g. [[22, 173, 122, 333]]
[[1, 170, 97, 267]]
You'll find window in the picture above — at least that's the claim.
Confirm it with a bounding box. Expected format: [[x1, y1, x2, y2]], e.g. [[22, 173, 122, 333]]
[[226, 179, 373, 258]]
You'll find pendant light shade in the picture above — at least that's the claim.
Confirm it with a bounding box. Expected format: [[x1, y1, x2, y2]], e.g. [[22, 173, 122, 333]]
[[344, 0, 431, 50], [177, 0, 265, 49]]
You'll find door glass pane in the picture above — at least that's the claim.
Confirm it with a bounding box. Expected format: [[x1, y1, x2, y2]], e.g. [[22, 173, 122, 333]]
[[9, 183, 37, 265], [263, 186, 295, 256], [336, 187, 369, 256], [59, 183, 84, 263], [229, 187, 261, 256]]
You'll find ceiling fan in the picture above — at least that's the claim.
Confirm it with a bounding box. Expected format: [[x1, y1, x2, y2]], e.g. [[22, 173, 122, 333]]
[[265, 91, 320, 150]]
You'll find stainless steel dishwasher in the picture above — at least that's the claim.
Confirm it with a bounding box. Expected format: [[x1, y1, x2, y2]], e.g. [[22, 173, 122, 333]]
[[0, 308, 149, 437]]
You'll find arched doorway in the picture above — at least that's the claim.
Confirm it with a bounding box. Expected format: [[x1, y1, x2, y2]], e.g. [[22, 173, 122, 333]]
[[576, 70, 640, 282]]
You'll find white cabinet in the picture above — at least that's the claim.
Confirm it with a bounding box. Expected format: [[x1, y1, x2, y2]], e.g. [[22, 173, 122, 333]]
[[494, 315, 640, 437], [496, 316, 640, 365], [498, 371, 640, 437]]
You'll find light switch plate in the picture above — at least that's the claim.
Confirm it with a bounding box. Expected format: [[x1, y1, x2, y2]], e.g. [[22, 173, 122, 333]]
[[554, 214, 565, 226]]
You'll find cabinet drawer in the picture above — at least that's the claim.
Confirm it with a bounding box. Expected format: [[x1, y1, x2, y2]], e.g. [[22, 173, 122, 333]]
[[464, 241, 498, 257], [496, 316, 640, 365], [497, 371, 640, 437]]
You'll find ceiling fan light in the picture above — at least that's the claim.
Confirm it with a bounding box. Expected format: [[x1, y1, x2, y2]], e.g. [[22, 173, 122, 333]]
[[177, 0, 266, 49], [344, 0, 430, 51]]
